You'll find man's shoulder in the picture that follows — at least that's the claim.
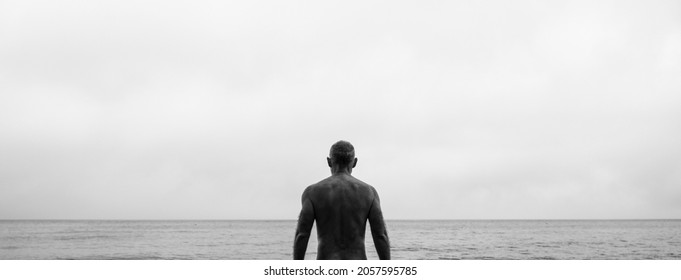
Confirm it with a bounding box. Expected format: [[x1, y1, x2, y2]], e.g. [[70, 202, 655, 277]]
[[302, 179, 329, 196], [305, 176, 375, 192], [338, 175, 375, 192], [351, 176, 374, 189], [306, 177, 331, 190]]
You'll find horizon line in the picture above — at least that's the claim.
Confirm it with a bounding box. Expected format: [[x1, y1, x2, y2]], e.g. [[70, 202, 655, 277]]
[[1, 218, 679, 221]]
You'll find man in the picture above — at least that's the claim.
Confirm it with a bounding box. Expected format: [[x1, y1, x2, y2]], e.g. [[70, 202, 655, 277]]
[[293, 140, 390, 260]]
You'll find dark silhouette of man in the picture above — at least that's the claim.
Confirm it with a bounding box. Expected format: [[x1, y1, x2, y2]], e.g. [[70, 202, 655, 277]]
[[293, 140, 390, 260]]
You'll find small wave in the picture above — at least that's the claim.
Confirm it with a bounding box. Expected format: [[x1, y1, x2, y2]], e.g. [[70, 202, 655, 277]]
[[196, 244, 219, 247], [470, 256, 497, 260], [530, 256, 557, 260], [4, 235, 34, 241], [396, 246, 450, 253], [399, 247, 420, 252], [72, 254, 172, 260], [55, 235, 116, 241], [662, 253, 681, 259], [108, 256, 171, 260]]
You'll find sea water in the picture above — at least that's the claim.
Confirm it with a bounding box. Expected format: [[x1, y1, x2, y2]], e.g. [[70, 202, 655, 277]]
[[1, 220, 680, 260]]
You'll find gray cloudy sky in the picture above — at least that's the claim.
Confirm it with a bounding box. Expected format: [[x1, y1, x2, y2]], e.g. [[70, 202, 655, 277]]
[[1, 0, 680, 219]]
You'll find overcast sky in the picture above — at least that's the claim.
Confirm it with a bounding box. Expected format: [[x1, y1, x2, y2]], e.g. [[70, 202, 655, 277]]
[[1, 0, 680, 219]]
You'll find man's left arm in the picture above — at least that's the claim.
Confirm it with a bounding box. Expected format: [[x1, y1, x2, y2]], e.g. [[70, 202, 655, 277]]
[[293, 187, 314, 260]]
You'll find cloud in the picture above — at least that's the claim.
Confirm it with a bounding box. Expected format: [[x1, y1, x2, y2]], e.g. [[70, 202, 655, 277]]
[[1, 0, 680, 219]]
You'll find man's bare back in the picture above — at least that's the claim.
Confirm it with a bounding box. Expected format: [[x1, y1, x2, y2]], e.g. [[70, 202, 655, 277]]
[[293, 141, 390, 260]]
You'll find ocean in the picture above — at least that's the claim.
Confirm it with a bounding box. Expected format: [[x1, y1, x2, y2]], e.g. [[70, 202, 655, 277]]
[[1, 220, 680, 260]]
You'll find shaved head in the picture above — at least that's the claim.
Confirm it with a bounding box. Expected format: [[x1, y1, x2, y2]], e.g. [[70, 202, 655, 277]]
[[329, 140, 355, 166]]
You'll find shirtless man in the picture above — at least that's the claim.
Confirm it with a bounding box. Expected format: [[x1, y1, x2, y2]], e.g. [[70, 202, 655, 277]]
[[293, 140, 390, 260]]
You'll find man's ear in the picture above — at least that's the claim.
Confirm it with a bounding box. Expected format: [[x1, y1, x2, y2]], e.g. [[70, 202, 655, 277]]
[[327, 157, 332, 167], [352, 158, 358, 168]]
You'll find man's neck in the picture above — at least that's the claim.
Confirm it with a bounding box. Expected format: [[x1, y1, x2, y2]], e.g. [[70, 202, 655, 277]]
[[330, 166, 352, 175]]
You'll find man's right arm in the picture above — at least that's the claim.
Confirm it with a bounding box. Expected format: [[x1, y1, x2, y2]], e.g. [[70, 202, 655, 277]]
[[368, 188, 390, 260], [293, 187, 314, 260]]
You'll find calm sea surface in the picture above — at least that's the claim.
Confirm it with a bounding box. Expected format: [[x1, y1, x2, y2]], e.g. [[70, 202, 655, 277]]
[[1, 220, 680, 260]]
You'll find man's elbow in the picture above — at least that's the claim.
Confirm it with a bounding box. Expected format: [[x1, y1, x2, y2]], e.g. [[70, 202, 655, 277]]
[[372, 232, 389, 242], [373, 234, 391, 260], [295, 232, 310, 242]]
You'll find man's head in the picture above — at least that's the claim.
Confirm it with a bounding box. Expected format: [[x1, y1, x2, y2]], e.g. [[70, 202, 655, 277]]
[[327, 140, 358, 171]]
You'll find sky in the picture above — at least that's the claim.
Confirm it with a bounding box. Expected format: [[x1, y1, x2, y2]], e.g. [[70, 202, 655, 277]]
[[1, 0, 680, 220]]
